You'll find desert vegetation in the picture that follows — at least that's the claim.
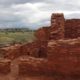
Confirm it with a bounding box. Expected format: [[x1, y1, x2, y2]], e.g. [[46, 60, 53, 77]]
[[0, 28, 35, 47]]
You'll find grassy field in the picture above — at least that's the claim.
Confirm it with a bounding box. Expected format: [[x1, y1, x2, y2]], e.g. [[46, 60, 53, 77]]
[[0, 31, 35, 47]]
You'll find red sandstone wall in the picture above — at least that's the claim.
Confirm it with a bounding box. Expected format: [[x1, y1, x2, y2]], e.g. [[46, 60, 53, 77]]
[[18, 38, 80, 76], [35, 27, 50, 41], [3, 41, 47, 59], [47, 38, 80, 75], [20, 42, 41, 57], [18, 57, 48, 75], [50, 13, 65, 40], [19, 41, 48, 58], [65, 19, 80, 38], [3, 44, 22, 59]]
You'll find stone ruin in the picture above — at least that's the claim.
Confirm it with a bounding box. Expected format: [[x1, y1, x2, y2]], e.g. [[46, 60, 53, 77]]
[[0, 13, 80, 78]]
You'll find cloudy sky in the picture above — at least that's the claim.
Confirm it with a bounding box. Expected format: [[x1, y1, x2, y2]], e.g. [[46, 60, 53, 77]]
[[0, 0, 80, 29]]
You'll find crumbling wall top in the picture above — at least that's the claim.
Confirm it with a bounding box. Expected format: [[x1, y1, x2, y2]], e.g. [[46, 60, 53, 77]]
[[51, 13, 64, 19], [50, 13, 65, 40]]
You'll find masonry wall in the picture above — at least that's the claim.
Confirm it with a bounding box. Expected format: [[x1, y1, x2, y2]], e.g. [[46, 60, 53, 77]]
[[65, 19, 80, 39], [50, 13, 65, 40], [35, 27, 50, 41], [20, 41, 47, 58], [18, 57, 48, 75], [47, 38, 80, 75], [34, 14, 80, 40]]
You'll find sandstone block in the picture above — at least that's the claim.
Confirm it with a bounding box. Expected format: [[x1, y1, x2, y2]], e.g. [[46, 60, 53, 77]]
[[35, 27, 50, 41], [50, 13, 65, 40], [18, 57, 48, 75], [65, 19, 80, 38], [47, 39, 80, 75]]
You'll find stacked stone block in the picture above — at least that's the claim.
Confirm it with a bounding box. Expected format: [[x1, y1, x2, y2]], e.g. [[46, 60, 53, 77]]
[[18, 57, 48, 75], [65, 19, 80, 38], [50, 13, 65, 40], [47, 38, 80, 75], [35, 27, 50, 41]]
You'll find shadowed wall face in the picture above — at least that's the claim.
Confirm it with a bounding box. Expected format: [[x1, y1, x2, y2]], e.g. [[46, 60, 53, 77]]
[[35, 27, 50, 41], [65, 19, 80, 39]]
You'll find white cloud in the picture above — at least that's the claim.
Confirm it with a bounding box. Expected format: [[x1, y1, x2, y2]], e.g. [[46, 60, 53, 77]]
[[0, 0, 80, 29], [11, 2, 51, 27]]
